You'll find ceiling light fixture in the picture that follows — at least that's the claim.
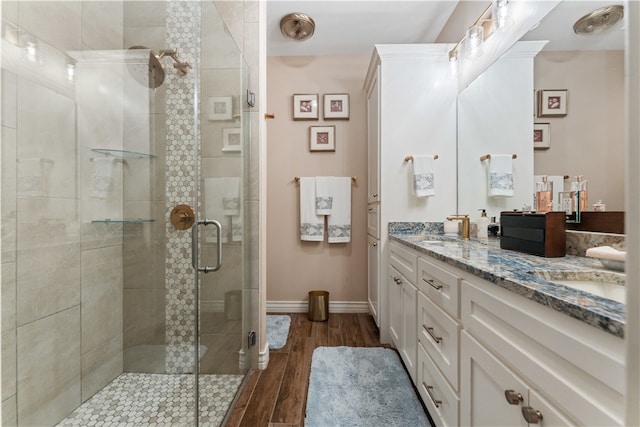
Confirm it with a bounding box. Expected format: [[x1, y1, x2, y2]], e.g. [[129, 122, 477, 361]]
[[280, 13, 316, 42], [573, 5, 624, 35]]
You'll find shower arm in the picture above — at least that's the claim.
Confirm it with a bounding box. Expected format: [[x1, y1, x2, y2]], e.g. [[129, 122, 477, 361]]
[[159, 49, 192, 76]]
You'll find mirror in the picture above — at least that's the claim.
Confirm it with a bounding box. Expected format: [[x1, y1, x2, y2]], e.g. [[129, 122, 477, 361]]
[[457, 1, 626, 223]]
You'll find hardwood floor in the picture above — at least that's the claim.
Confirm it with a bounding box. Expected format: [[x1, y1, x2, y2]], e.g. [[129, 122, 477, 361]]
[[224, 313, 394, 427]]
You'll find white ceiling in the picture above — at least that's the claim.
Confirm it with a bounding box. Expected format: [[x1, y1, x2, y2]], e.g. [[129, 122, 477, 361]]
[[266, 1, 626, 57], [266, 1, 459, 57]]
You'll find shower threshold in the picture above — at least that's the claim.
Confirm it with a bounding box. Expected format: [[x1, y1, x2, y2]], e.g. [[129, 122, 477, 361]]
[[57, 372, 243, 427]]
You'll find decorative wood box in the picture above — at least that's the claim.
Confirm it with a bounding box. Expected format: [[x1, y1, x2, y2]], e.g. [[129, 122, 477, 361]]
[[500, 211, 566, 257]]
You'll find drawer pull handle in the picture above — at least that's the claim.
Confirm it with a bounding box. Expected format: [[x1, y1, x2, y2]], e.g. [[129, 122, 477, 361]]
[[372, 241, 377, 247], [373, 193, 378, 198], [393, 277, 402, 285], [368, 207, 374, 212], [423, 277, 442, 290], [423, 325, 442, 344], [423, 383, 442, 408], [522, 407, 543, 424], [504, 389, 524, 405]]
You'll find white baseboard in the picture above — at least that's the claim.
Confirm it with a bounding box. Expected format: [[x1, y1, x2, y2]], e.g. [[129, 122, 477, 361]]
[[258, 342, 269, 370], [267, 300, 369, 313]]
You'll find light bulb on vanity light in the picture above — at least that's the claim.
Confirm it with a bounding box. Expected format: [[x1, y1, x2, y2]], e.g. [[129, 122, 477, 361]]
[[491, 0, 512, 30], [448, 49, 458, 79], [464, 25, 484, 59]]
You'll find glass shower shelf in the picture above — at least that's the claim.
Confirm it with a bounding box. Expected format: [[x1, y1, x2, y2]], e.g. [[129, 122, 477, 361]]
[[91, 148, 156, 159], [91, 219, 156, 223]]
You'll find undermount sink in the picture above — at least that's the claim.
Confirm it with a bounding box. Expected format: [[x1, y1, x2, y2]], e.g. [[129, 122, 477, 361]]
[[527, 270, 626, 304]]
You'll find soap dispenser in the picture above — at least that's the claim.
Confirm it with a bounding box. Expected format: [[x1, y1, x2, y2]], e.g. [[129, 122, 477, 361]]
[[535, 176, 553, 213], [477, 209, 490, 239], [571, 175, 588, 212]]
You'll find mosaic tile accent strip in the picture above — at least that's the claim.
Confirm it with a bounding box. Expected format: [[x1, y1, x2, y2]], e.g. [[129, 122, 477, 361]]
[[165, 0, 202, 373], [58, 373, 243, 427]]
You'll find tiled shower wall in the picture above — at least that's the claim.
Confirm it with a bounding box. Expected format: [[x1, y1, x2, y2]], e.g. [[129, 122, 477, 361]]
[[1, 2, 126, 425]]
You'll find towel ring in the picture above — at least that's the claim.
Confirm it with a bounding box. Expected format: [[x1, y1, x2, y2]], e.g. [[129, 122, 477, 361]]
[[480, 154, 517, 161]]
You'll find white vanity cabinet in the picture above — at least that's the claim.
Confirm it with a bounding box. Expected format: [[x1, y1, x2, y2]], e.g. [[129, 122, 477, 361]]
[[364, 44, 458, 338], [461, 275, 625, 426], [389, 241, 418, 381], [389, 238, 625, 427]]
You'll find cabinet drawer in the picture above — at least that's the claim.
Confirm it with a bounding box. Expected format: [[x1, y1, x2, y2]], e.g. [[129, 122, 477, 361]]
[[418, 292, 460, 392], [417, 256, 460, 318], [367, 203, 380, 238], [417, 344, 459, 427], [389, 241, 417, 284]]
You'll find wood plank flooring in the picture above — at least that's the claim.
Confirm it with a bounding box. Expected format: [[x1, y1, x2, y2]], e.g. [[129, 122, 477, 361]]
[[224, 313, 396, 427]]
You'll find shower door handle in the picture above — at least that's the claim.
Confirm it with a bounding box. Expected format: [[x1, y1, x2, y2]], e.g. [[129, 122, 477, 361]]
[[192, 219, 222, 273]]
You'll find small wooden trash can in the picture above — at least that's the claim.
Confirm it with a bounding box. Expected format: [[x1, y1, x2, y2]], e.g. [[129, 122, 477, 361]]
[[308, 290, 329, 321]]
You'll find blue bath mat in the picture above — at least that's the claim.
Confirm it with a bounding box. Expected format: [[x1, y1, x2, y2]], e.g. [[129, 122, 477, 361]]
[[306, 346, 431, 427], [267, 315, 291, 350]]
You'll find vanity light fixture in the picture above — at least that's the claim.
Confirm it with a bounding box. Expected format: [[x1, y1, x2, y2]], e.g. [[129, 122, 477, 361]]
[[448, 0, 512, 63]]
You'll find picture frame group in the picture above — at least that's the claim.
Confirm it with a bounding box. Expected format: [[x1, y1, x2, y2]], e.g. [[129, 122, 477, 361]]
[[533, 123, 550, 150], [537, 89, 567, 117], [309, 126, 336, 152], [293, 93, 350, 120]]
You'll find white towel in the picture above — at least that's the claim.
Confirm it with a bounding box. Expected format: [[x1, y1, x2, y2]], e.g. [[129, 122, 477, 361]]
[[411, 155, 436, 198], [91, 157, 116, 199], [327, 177, 351, 243], [300, 177, 324, 241], [204, 177, 229, 243], [488, 154, 514, 197], [315, 176, 333, 215], [586, 246, 626, 262], [17, 158, 44, 197]]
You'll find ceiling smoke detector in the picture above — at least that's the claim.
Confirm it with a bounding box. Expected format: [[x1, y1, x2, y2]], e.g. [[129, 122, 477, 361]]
[[573, 5, 624, 35], [280, 13, 315, 41]]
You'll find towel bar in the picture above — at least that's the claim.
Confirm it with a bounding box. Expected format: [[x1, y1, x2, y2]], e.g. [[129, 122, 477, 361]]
[[480, 154, 517, 161], [404, 155, 438, 162], [294, 176, 356, 182]]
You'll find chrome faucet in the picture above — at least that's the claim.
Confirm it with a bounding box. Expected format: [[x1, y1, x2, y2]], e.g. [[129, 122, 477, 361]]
[[446, 214, 470, 239]]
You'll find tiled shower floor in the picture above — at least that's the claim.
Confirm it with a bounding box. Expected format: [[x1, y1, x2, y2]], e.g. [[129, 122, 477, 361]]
[[58, 373, 244, 427]]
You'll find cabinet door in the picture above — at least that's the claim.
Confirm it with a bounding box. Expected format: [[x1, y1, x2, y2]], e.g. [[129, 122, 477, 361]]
[[366, 68, 380, 204], [367, 203, 380, 238], [388, 266, 403, 347], [401, 280, 417, 382], [461, 332, 528, 427], [367, 236, 380, 326], [527, 388, 576, 427]]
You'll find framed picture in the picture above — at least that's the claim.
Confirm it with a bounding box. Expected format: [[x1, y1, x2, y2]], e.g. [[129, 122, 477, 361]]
[[208, 96, 233, 121], [537, 89, 568, 117], [309, 126, 335, 152], [533, 123, 550, 149], [293, 94, 319, 120], [323, 93, 350, 119], [222, 128, 241, 152]]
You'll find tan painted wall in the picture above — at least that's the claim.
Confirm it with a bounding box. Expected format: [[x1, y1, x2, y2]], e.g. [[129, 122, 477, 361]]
[[266, 55, 370, 304], [534, 50, 625, 211]]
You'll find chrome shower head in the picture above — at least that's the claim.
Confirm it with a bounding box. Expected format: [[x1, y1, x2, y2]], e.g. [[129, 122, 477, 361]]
[[127, 46, 165, 89]]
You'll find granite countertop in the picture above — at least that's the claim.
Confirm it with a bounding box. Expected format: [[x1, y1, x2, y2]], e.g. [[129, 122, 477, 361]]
[[389, 223, 625, 338]]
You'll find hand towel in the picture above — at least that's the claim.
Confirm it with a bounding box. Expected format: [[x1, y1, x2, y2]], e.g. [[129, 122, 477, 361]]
[[300, 177, 324, 241], [222, 177, 242, 242], [204, 177, 229, 243], [488, 154, 514, 197], [327, 177, 351, 243], [315, 176, 333, 215], [91, 157, 116, 199], [411, 155, 436, 198], [586, 246, 626, 262], [17, 158, 44, 197]]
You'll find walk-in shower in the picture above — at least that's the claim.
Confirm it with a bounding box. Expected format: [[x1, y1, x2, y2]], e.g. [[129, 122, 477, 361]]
[[1, 1, 256, 425]]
